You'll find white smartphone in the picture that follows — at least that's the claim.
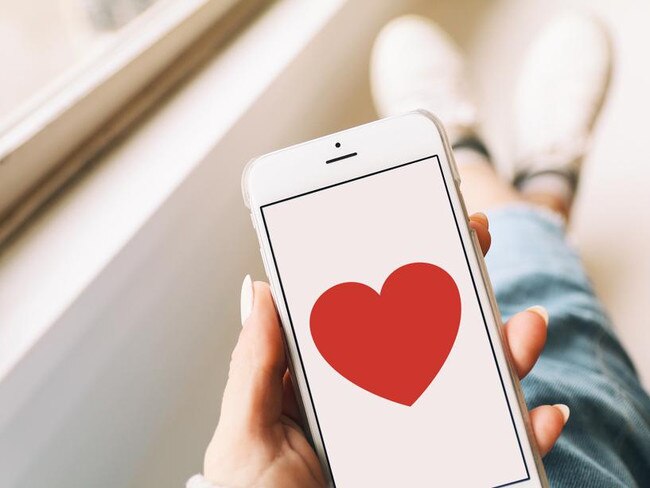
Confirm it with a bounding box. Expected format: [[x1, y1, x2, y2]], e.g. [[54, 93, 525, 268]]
[[242, 111, 548, 487]]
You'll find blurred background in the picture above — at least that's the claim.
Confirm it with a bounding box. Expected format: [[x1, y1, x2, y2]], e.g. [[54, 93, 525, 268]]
[[1, 0, 166, 132], [0, 0, 648, 486]]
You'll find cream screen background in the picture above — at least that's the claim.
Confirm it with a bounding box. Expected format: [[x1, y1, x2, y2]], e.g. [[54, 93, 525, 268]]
[[261, 157, 528, 487]]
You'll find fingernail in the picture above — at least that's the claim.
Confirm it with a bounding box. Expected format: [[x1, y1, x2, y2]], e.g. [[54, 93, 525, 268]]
[[240, 274, 254, 326], [527, 305, 549, 326], [471, 212, 489, 228], [553, 404, 570, 424]]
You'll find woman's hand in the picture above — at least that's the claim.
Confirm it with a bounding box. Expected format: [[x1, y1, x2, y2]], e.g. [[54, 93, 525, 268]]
[[202, 213, 568, 487]]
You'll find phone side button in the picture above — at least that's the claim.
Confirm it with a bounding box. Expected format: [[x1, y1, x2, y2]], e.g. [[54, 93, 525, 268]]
[[470, 228, 484, 259], [449, 154, 461, 185], [259, 247, 271, 278], [259, 248, 282, 307], [456, 184, 470, 221], [471, 229, 503, 326]]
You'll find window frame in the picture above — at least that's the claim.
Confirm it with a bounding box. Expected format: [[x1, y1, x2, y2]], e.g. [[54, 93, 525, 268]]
[[0, 0, 267, 244]]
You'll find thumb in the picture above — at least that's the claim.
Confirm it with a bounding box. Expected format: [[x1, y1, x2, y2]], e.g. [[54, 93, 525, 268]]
[[218, 277, 287, 435]]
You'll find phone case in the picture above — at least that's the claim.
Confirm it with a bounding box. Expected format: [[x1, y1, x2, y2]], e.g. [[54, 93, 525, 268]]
[[241, 110, 549, 487]]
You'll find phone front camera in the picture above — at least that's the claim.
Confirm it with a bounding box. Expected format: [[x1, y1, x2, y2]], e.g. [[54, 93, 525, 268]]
[[335, 142, 341, 148]]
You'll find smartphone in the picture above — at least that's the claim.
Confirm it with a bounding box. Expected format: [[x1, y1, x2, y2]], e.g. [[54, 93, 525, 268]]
[[242, 111, 548, 487]]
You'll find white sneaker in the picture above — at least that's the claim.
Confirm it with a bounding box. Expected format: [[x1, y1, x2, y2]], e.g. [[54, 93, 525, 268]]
[[370, 15, 477, 145], [513, 12, 611, 197]]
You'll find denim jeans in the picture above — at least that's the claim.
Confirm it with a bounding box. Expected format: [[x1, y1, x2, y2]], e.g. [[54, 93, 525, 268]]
[[486, 206, 650, 487]]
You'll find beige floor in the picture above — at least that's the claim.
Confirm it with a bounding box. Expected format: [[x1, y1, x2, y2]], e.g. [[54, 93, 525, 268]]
[[416, 0, 650, 387]]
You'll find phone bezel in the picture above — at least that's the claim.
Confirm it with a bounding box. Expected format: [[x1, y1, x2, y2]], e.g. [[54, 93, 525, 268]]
[[242, 111, 549, 487]]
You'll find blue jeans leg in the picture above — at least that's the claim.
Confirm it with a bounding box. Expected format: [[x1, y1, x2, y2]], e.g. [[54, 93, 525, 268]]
[[486, 205, 650, 487]]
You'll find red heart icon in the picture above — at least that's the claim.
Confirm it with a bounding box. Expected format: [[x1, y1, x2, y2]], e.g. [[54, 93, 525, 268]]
[[310, 262, 461, 406]]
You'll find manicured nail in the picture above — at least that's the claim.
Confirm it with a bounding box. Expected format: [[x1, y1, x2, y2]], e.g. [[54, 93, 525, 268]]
[[527, 305, 549, 326], [471, 212, 489, 228], [553, 404, 570, 424], [240, 274, 254, 326]]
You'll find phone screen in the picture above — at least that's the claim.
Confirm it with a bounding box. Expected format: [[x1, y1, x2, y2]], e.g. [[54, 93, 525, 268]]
[[259, 155, 531, 486]]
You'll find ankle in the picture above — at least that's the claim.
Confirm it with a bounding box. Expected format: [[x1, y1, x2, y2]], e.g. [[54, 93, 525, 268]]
[[456, 157, 524, 213], [522, 193, 570, 220], [452, 135, 492, 168], [453, 147, 491, 167], [516, 170, 575, 219]]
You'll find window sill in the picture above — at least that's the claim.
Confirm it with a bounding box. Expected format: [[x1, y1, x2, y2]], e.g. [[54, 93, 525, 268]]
[[0, 0, 348, 427]]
